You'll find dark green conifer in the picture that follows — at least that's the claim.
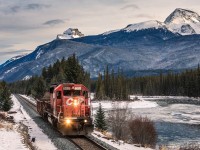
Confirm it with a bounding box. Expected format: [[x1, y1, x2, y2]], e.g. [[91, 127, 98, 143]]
[[94, 103, 107, 131], [0, 81, 12, 111]]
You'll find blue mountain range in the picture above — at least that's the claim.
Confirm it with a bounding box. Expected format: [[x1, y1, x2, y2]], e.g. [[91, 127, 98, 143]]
[[1, 8, 200, 82]]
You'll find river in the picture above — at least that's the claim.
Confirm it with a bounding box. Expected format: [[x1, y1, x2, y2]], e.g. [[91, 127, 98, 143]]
[[130, 98, 200, 146]]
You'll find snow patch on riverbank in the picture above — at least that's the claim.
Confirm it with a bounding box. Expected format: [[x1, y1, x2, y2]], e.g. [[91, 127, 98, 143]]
[[92, 130, 153, 150]]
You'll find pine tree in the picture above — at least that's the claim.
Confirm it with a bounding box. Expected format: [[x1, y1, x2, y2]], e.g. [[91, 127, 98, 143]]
[[94, 103, 107, 131], [0, 81, 12, 111], [31, 77, 46, 99]]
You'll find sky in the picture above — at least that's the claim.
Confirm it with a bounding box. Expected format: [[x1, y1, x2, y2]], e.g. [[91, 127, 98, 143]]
[[0, 0, 200, 64]]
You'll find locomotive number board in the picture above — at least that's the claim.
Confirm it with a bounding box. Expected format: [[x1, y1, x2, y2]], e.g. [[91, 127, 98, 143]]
[[63, 87, 81, 90]]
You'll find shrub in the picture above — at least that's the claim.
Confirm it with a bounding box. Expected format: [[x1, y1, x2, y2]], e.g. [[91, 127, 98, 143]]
[[129, 116, 157, 148]]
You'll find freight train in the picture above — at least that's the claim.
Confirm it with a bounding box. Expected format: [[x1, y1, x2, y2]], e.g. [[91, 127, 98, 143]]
[[37, 83, 93, 135]]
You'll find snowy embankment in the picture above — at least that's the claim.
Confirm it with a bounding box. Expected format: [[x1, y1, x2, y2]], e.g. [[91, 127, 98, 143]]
[[9, 95, 57, 150], [20, 94, 36, 105], [0, 124, 28, 150], [91, 130, 152, 150]]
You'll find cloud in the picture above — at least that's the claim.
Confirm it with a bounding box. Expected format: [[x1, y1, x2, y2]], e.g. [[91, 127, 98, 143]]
[[0, 49, 32, 64], [135, 14, 154, 19], [5, 3, 51, 14], [9, 5, 21, 13], [0, 44, 13, 49], [121, 4, 139, 10], [43, 19, 65, 26], [0, 49, 32, 55], [25, 3, 51, 10]]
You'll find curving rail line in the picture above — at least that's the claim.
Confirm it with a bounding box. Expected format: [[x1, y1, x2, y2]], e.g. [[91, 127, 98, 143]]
[[15, 94, 108, 150]]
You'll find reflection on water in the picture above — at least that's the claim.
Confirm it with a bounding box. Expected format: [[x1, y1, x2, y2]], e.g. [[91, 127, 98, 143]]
[[155, 122, 200, 145]]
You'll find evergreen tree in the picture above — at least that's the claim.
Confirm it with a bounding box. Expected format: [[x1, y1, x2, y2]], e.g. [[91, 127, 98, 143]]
[[94, 103, 107, 131], [31, 77, 46, 99], [0, 81, 12, 111]]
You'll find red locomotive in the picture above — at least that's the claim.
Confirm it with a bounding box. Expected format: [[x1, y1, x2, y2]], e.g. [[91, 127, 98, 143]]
[[37, 83, 93, 135]]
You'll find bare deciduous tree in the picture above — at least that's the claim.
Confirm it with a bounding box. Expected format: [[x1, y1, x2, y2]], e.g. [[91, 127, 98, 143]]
[[107, 102, 133, 141]]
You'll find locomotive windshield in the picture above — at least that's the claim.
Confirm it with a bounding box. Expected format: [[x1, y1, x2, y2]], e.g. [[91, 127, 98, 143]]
[[63, 90, 71, 96], [73, 90, 81, 96], [63, 90, 81, 96]]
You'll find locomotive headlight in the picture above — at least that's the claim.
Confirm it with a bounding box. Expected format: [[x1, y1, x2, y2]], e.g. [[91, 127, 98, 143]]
[[84, 119, 87, 123], [66, 119, 71, 124], [74, 99, 78, 106]]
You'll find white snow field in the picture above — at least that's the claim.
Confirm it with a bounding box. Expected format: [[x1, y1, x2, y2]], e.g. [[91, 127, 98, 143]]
[[0, 128, 28, 150], [91, 99, 158, 116]]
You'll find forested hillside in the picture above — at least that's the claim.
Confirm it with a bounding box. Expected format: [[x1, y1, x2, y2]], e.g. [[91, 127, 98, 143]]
[[9, 54, 200, 99], [9, 54, 90, 99]]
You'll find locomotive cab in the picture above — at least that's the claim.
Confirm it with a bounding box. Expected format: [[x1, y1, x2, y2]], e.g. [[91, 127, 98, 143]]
[[47, 83, 93, 135]]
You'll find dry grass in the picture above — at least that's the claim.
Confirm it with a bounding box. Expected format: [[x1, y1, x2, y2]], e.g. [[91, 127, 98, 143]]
[[0, 121, 13, 130], [0, 122, 4, 128], [0, 112, 7, 120], [17, 123, 36, 150]]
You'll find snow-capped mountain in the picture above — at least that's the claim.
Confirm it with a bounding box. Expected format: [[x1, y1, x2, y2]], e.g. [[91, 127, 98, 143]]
[[103, 20, 166, 35], [124, 20, 166, 32], [103, 8, 200, 36], [0, 54, 27, 67], [1, 8, 200, 82], [165, 8, 200, 35], [57, 28, 84, 39]]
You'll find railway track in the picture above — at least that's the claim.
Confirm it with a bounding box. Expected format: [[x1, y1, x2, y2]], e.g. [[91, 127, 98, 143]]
[[15, 94, 37, 111], [15, 94, 108, 150], [66, 135, 107, 150]]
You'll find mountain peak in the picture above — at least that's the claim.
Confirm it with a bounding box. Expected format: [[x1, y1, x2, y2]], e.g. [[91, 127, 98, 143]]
[[164, 8, 200, 35], [57, 28, 84, 39], [165, 8, 200, 24]]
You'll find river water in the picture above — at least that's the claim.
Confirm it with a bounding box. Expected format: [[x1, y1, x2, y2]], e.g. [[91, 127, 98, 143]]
[[130, 98, 200, 146]]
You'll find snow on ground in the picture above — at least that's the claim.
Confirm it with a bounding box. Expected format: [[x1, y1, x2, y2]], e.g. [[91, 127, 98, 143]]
[[18, 94, 200, 148], [0, 128, 28, 150], [92, 99, 158, 113], [10, 95, 57, 150], [92, 130, 153, 150], [20, 94, 36, 105], [136, 95, 200, 100]]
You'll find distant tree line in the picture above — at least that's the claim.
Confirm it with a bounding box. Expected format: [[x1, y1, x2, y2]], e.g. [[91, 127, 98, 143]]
[[95, 66, 128, 100], [95, 65, 200, 100], [9, 54, 90, 99]]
